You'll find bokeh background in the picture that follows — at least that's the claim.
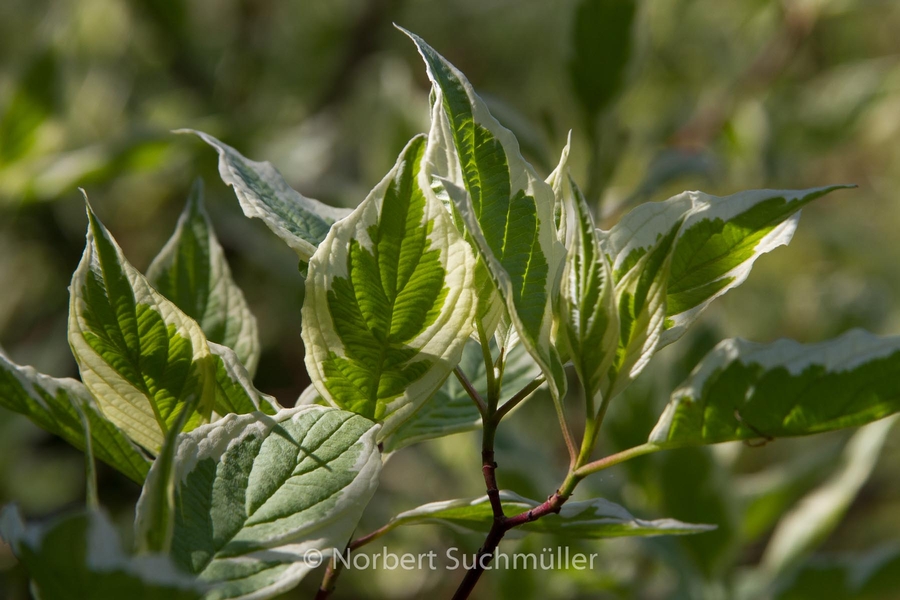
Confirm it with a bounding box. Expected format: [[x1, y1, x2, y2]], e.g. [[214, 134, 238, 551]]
[[2, 0, 900, 598]]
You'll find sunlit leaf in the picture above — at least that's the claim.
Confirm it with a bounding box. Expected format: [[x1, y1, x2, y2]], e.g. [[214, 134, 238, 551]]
[[302, 135, 477, 438], [650, 329, 900, 447], [68, 201, 217, 452], [406, 29, 568, 401]]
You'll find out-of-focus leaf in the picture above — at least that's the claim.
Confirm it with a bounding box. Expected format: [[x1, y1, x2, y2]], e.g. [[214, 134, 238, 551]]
[[772, 543, 900, 600], [148, 179, 260, 376], [761, 415, 898, 574], [0, 506, 203, 599], [568, 0, 636, 119], [0, 49, 57, 165]]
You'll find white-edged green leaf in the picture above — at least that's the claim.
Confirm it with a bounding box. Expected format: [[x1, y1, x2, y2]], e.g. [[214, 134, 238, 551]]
[[608, 186, 852, 348], [406, 29, 568, 401], [182, 130, 351, 262], [559, 176, 619, 408], [424, 93, 504, 344], [384, 491, 714, 539], [0, 505, 203, 600], [301, 135, 477, 438], [384, 340, 541, 452], [68, 201, 217, 453], [546, 132, 573, 243], [761, 415, 898, 575], [210, 342, 281, 417], [158, 406, 382, 600], [0, 349, 150, 483], [148, 179, 260, 376], [606, 218, 680, 398], [650, 329, 900, 447]]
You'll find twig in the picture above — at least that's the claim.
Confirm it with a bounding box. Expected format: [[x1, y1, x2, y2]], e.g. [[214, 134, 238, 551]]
[[573, 442, 662, 478], [454, 367, 487, 417]]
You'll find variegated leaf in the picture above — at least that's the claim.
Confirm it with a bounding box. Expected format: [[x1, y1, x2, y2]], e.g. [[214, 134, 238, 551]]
[[545, 133, 573, 243], [0, 349, 150, 483], [650, 329, 900, 447], [606, 219, 680, 398], [148, 179, 260, 376], [406, 30, 567, 400], [0, 506, 203, 600], [156, 406, 382, 600], [424, 93, 504, 343], [182, 130, 351, 262], [607, 186, 851, 348], [301, 135, 476, 438], [209, 342, 280, 417], [68, 202, 217, 452], [383, 491, 713, 539], [559, 175, 619, 409]]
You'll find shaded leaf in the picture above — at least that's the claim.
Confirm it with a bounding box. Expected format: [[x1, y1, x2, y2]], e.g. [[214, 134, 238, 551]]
[[148, 179, 260, 376]]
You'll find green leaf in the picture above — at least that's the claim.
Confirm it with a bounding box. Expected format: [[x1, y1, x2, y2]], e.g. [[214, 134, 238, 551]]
[[0, 506, 204, 600], [568, 0, 636, 119], [0, 49, 58, 165], [650, 329, 900, 447], [301, 135, 477, 438], [159, 406, 382, 600], [608, 186, 852, 349], [761, 415, 898, 574], [0, 349, 150, 483], [210, 342, 280, 417], [384, 340, 541, 452], [405, 29, 567, 401], [385, 491, 714, 539], [182, 130, 351, 262], [68, 201, 217, 453], [148, 179, 260, 376], [559, 175, 619, 408], [772, 543, 900, 600]]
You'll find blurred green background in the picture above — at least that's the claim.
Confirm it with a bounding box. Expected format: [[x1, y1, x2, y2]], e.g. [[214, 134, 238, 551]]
[[2, 0, 900, 598]]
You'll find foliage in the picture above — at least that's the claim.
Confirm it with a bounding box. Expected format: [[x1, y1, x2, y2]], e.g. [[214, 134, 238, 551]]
[[3, 1, 900, 598], [0, 25, 898, 600]]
